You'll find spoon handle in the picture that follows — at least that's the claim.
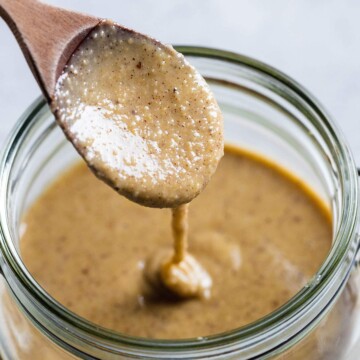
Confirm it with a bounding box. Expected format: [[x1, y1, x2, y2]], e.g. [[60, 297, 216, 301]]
[[0, 0, 100, 99]]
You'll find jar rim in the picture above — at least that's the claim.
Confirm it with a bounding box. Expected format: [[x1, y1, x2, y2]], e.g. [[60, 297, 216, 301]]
[[0, 46, 359, 356]]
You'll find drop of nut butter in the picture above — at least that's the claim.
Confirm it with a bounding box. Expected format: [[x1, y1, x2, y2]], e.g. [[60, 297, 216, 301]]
[[145, 204, 212, 299]]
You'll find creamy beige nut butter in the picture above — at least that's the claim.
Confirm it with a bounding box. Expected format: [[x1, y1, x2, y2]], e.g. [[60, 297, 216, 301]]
[[24, 20, 332, 344], [53, 22, 223, 209], [21, 147, 332, 339]]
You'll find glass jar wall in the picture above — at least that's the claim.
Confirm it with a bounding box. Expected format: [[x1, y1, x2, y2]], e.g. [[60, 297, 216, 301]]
[[0, 47, 359, 359]]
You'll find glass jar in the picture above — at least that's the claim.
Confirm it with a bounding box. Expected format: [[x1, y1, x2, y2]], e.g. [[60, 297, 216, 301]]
[[0, 47, 359, 359]]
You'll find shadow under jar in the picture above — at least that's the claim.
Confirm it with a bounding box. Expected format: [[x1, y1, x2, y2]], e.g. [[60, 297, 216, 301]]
[[0, 47, 359, 359]]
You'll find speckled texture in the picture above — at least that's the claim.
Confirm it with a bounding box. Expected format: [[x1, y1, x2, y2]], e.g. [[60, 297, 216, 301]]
[[20, 147, 332, 339], [53, 22, 223, 208]]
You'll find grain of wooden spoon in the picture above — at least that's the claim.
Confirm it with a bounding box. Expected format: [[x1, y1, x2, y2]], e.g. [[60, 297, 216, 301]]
[[0, 0, 100, 100]]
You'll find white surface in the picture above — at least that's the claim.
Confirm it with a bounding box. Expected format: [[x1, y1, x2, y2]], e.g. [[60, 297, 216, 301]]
[[0, 1, 360, 358], [1, 1, 360, 165]]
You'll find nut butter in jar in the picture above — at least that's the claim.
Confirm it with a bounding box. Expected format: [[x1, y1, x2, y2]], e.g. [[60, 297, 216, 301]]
[[0, 48, 359, 359]]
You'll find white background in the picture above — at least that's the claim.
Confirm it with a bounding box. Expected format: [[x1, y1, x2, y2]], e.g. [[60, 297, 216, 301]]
[[1, 1, 360, 357], [1, 0, 360, 163]]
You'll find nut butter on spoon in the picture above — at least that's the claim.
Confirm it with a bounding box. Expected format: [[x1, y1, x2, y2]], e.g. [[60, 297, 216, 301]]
[[0, 0, 223, 298]]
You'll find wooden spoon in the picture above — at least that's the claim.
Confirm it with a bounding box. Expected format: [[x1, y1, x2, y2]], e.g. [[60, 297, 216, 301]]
[[0, 0, 101, 101], [0, 0, 223, 209]]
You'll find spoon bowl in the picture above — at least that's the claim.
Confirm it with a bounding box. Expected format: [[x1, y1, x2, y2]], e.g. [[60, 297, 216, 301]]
[[0, 0, 224, 208]]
